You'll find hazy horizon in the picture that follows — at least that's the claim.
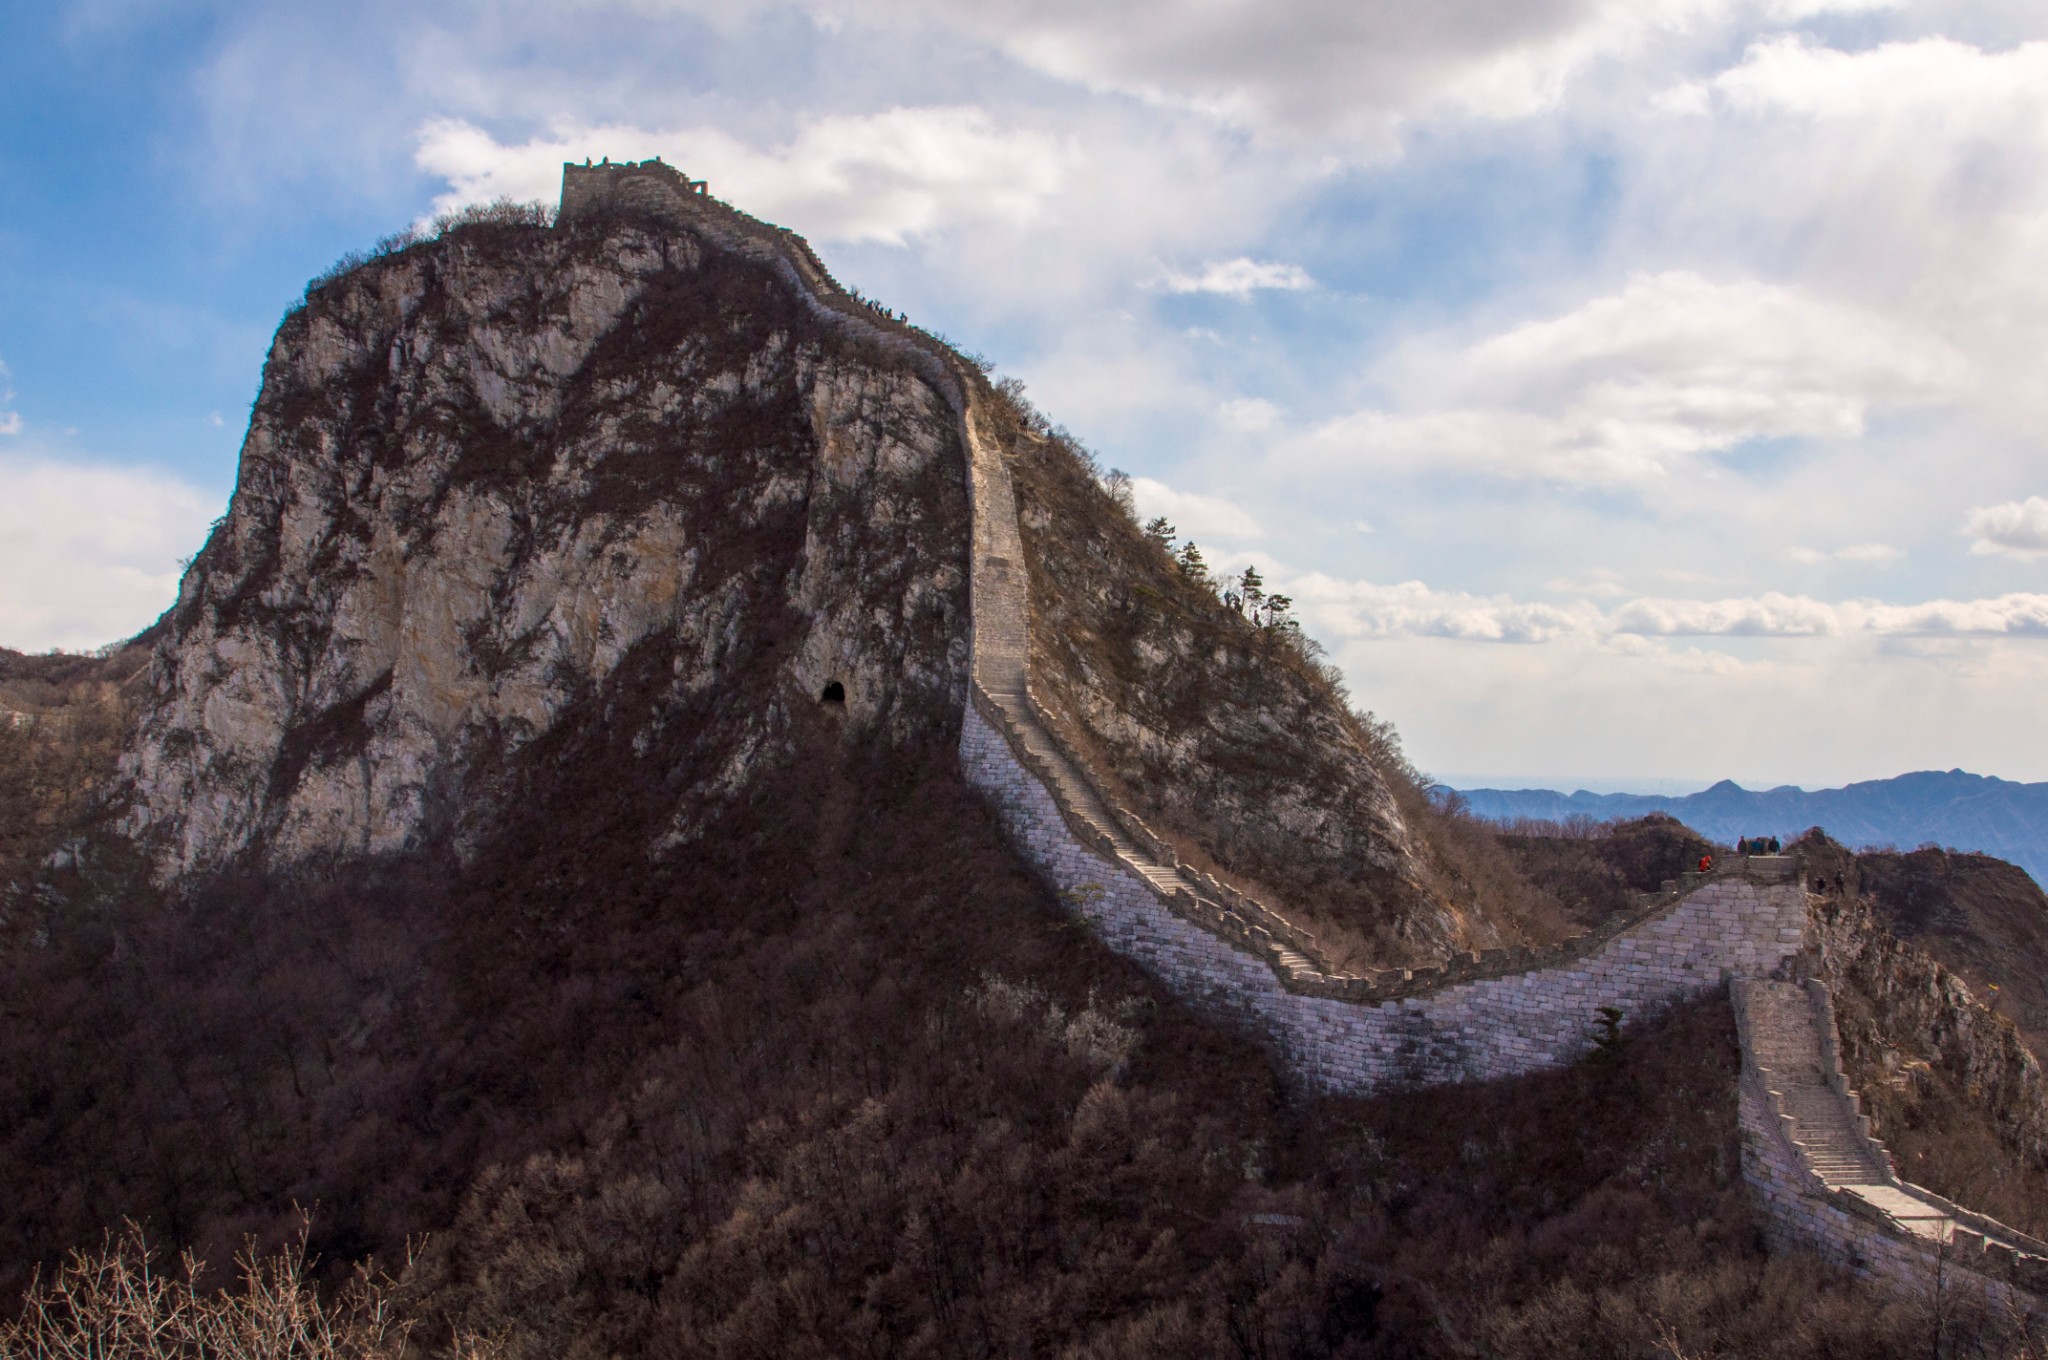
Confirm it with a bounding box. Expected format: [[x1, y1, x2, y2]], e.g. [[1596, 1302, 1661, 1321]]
[[1437, 768, 2033, 798]]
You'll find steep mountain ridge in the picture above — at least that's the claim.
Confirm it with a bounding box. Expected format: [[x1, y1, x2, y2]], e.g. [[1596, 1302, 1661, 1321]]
[[113, 160, 1474, 971]]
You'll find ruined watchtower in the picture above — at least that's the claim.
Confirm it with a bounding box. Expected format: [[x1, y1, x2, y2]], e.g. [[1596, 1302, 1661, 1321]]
[[558, 157, 708, 224]]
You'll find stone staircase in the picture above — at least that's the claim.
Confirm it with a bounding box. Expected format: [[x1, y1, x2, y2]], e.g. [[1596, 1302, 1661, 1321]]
[[1738, 978, 2048, 1280], [994, 698, 1180, 896], [1742, 982, 1895, 1192]]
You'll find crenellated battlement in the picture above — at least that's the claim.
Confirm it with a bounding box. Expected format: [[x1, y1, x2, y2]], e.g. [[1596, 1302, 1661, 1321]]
[[559, 158, 709, 223]]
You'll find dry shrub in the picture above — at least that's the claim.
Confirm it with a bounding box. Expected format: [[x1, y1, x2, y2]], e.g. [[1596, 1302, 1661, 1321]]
[[0, 1220, 492, 1360]]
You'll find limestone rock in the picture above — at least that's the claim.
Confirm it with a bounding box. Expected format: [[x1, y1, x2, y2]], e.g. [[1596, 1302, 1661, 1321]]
[[117, 216, 971, 879]]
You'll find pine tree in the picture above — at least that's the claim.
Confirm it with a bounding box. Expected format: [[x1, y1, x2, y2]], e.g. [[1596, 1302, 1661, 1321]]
[[1238, 566, 1264, 617]]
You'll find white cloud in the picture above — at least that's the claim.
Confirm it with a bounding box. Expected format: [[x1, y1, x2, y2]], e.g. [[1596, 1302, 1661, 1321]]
[[1291, 572, 1601, 644], [1160, 258, 1313, 298], [1966, 497, 2048, 558], [1216, 397, 1281, 431], [1326, 618, 2048, 791], [1785, 543, 1899, 564], [1284, 272, 1972, 486], [416, 108, 1074, 245], [1635, 36, 2048, 437], [1284, 567, 2048, 646], [1130, 476, 1265, 541], [1288, 406, 1675, 486], [1858, 595, 2048, 636], [1609, 592, 1840, 637], [803, 0, 1900, 146], [0, 361, 19, 436], [1694, 34, 2048, 124], [1460, 273, 1967, 417], [0, 455, 220, 652]]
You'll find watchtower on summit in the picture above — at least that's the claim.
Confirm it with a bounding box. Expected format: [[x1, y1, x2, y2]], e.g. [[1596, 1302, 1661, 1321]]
[[558, 157, 709, 223]]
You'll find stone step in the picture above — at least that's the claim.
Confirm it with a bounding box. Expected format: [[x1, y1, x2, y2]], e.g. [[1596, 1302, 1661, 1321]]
[[1742, 983, 1907, 1193]]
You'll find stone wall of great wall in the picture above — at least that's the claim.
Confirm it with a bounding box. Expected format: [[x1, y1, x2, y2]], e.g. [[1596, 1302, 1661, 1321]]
[[555, 159, 2044, 1308], [963, 684, 1810, 1089]]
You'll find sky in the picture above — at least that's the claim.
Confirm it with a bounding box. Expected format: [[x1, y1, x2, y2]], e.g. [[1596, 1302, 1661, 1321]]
[[4, 0, 2048, 792]]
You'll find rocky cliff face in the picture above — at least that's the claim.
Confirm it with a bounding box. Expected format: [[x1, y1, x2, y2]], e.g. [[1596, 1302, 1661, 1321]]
[[111, 171, 1475, 981], [1803, 867, 2048, 1236], [119, 213, 971, 879]]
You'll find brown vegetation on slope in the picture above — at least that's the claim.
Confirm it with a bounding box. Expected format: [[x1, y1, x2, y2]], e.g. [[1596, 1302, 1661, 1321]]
[[0, 633, 1958, 1357], [987, 387, 1570, 971], [0, 640, 151, 899], [0, 1221, 492, 1360], [1817, 889, 2048, 1241], [1492, 813, 1722, 930], [412, 991, 1955, 1360], [1783, 833, 2048, 1242], [1855, 845, 2048, 1060]]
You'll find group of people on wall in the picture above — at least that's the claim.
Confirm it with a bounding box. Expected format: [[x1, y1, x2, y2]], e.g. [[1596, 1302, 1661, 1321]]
[[1693, 835, 1784, 874]]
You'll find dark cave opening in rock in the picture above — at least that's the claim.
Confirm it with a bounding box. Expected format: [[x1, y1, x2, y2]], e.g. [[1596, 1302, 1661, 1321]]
[[820, 681, 846, 704]]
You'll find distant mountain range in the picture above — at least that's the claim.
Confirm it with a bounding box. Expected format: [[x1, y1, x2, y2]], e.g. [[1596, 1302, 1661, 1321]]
[[1450, 769, 2048, 886]]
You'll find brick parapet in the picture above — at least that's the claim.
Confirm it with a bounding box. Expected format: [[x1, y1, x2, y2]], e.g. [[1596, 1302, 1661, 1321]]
[[1010, 685, 1343, 970], [1800, 978, 2048, 1269], [558, 160, 976, 417], [1738, 1060, 2048, 1307], [977, 676, 1811, 1006]]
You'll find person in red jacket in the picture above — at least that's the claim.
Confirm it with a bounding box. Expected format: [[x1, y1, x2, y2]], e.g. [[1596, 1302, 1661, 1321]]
[[1698, 854, 1712, 873]]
